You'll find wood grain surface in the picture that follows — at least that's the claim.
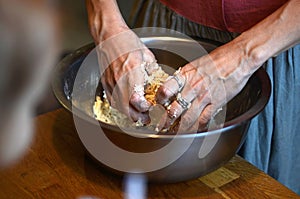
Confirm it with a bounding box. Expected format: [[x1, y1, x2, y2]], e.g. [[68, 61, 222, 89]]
[[0, 109, 298, 199]]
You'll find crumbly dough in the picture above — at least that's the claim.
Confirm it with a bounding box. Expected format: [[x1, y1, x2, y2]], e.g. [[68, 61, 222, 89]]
[[93, 63, 169, 128]]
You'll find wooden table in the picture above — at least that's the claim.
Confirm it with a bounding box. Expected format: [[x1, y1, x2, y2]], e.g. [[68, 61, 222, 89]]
[[0, 109, 298, 199]]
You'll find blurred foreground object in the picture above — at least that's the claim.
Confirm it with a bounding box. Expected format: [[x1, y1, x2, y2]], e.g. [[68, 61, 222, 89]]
[[0, 0, 59, 168]]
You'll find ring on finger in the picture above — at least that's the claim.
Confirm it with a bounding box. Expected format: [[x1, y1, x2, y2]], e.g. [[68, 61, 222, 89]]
[[172, 69, 185, 92], [176, 93, 191, 110]]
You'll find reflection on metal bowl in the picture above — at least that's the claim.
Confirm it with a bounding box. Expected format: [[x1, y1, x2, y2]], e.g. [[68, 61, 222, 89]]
[[52, 36, 271, 183]]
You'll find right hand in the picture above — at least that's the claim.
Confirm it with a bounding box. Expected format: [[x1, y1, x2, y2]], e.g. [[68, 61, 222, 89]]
[[91, 22, 158, 124], [85, 0, 159, 124]]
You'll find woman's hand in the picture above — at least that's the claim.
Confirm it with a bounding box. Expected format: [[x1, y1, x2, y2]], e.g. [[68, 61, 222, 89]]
[[97, 28, 159, 124], [155, 41, 257, 132], [86, 0, 158, 123]]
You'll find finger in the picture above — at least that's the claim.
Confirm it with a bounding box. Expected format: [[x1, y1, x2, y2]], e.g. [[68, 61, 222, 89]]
[[157, 90, 194, 131], [142, 47, 155, 62], [129, 106, 151, 124], [155, 70, 186, 105], [110, 91, 150, 125], [148, 105, 168, 132], [158, 78, 208, 130], [100, 69, 115, 103], [178, 94, 210, 133], [140, 48, 159, 75], [127, 66, 152, 112], [197, 104, 215, 131], [163, 101, 185, 130], [155, 84, 177, 106], [130, 92, 151, 112]]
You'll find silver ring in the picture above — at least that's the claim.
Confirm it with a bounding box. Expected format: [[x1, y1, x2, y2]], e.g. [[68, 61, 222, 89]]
[[176, 93, 191, 110], [172, 69, 185, 92]]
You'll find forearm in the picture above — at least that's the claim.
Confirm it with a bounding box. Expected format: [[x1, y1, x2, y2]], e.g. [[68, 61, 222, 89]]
[[85, 0, 128, 43], [236, 0, 300, 70], [208, 0, 300, 80]]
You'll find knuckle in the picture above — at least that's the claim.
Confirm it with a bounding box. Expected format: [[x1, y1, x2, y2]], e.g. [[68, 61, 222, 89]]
[[157, 86, 174, 99], [181, 115, 194, 127], [198, 116, 210, 125], [130, 93, 140, 103], [199, 110, 212, 125], [130, 95, 150, 112]]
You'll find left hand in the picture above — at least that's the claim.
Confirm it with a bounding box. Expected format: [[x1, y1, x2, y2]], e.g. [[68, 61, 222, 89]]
[[155, 44, 255, 132]]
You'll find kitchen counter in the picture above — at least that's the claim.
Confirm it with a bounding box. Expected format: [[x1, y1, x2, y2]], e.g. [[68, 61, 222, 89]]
[[0, 108, 298, 199]]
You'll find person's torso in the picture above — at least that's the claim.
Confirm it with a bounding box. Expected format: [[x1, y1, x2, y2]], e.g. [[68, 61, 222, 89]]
[[159, 0, 287, 32]]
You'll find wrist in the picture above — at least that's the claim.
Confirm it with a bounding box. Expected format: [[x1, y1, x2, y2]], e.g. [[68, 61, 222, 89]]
[[235, 32, 269, 70], [207, 41, 251, 79], [98, 19, 129, 42], [86, 0, 129, 43]]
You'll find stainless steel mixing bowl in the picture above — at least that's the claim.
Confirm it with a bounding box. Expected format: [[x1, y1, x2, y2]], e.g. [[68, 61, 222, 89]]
[[52, 36, 271, 183]]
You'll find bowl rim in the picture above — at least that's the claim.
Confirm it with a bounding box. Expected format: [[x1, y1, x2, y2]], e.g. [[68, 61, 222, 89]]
[[52, 37, 271, 139]]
